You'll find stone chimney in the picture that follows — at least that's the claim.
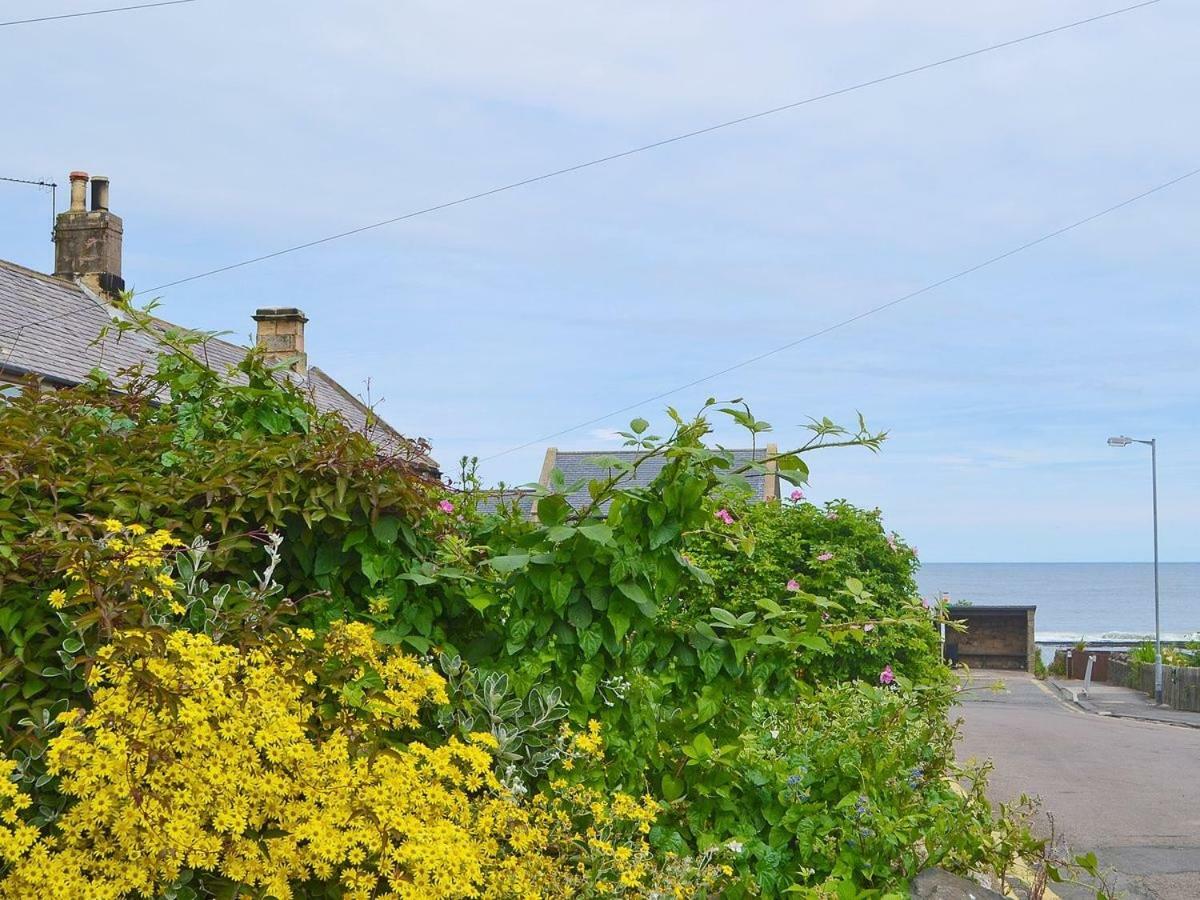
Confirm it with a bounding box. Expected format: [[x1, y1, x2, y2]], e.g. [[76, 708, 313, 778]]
[[253, 308, 308, 374], [53, 171, 124, 299]]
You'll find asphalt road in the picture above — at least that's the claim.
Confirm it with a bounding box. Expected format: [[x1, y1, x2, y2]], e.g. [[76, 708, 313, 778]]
[[956, 671, 1200, 899]]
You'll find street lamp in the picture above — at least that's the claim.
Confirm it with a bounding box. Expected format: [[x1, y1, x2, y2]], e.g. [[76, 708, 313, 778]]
[[1108, 435, 1162, 705]]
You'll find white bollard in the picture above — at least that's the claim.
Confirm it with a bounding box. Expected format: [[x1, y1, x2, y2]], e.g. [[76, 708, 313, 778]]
[[1082, 654, 1096, 698]]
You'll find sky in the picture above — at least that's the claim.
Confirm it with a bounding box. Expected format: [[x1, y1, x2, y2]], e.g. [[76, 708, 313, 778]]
[[2, 0, 1198, 562]]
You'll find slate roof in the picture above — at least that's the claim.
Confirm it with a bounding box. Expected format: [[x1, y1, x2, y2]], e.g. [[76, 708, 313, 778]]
[[473, 488, 537, 517], [543, 447, 779, 509], [0, 258, 436, 472]]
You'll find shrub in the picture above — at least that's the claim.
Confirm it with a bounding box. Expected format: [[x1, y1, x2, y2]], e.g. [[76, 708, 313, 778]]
[[682, 497, 943, 686], [0, 342, 454, 743], [0, 526, 723, 900], [0, 326, 1044, 896]]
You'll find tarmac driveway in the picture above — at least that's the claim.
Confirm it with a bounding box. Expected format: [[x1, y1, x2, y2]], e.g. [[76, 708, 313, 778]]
[[955, 670, 1200, 899]]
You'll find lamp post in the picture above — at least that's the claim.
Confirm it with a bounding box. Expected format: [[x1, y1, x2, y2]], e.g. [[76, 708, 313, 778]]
[[1107, 435, 1162, 705]]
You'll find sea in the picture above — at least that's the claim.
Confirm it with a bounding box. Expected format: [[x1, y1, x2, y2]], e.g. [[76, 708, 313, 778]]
[[916, 563, 1200, 645]]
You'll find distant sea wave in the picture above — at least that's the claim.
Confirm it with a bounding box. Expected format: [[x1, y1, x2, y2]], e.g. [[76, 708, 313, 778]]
[[1036, 630, 1199, 644]]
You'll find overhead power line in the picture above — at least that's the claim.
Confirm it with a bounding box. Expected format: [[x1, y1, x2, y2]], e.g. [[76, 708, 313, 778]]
[[481, 164, 1200, 461], [0, 0, 1166, 345], [143, 0, 1162, 293], [0, 0, 197, 28]]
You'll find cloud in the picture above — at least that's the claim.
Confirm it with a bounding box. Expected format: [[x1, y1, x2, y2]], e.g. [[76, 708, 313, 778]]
[[586, 428, 625, 444], [3, 0, 1198, 560]]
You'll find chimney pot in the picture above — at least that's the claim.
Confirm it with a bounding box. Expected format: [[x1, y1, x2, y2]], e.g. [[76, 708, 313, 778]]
[[69, 171, 88, 211], [91, 176, 110, 211]]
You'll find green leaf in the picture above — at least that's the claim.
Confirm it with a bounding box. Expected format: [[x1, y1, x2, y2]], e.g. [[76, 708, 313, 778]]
[[578, 523, 614, 545], [537, 495, 569, 527], [370, 515, 400, 545], [488, 553, 531, 574], [575, 662, 601, 702], [630, 417, 649, 434], [567, 600, 593, 631], [730, 637, 755, 665], [0, 607, 20, 634], [466, 593, 498, 613], [661, 773, 685, 801], [617, 581, 656, 617], [650, 522, 680, 549], [792, 633, 829, 652], [398, 571, 436, 586], [708, 606, 741, 629], [608, 597, 633, 643], [579, 627, 603, 659], [776, 453, 809, 480], [313, 542, 341, 577], [756, 598, 786, 618], [546, 525, 575, 543]]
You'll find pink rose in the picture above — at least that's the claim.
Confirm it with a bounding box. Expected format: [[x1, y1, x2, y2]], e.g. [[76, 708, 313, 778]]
[[715, 508, 734, 525], [790, 489, 804, 501], [438, 499, 454, 514], [826, 511, 839, 521], [879, 665, 895, 686], [786, 579, 800, 592], [817, 552, 834, 562], [863, 623, 875, 633]]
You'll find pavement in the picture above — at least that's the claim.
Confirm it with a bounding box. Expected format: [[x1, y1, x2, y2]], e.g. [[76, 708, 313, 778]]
[[955, 670, 1200, 899], [1048, 678, 1200, 729]]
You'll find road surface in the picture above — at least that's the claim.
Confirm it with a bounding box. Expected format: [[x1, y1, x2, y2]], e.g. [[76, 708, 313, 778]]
[[956, 671, 1200, 899]]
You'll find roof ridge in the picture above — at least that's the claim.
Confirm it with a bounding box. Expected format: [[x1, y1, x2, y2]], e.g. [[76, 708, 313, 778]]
[[0, 257, 90, 293], [307, 366, 404, 441]]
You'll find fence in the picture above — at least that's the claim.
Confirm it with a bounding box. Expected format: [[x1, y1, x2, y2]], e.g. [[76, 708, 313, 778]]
[[1106, 653, 1200, 713]]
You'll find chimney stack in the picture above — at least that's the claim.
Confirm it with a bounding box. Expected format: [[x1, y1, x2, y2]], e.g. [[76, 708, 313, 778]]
[[253, 308, 308, 375], [54, 170, 124, 300]]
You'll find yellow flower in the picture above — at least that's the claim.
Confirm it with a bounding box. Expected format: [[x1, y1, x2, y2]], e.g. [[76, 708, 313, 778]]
[[468, 731, 499, 750], [47, 589, 68, 610], [168, 601, 187, 616], [127, 524, 147, 536], [296, 628, 316, 641], [0, 630, 572, 899], [572, 720, 604, 757], [101, 518, 123, 533]]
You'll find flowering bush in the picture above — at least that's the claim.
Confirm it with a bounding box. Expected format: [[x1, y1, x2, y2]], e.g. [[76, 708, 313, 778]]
[[0, 332, 1048, 896], [0, 557, 723, 899], [682, 497, 944, 686], [1, 627, 519, 898]]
